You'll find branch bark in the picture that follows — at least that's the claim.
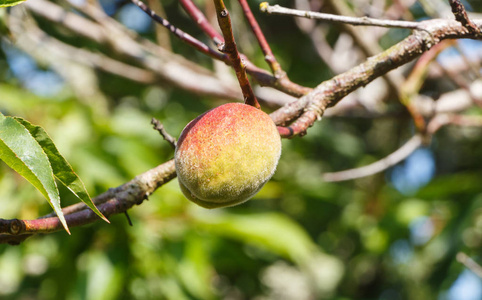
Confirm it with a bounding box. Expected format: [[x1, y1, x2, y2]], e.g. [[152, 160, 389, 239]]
[[212, 0, 259, 108], [0, 160, 176, 245], [270, 18, 482, 136]]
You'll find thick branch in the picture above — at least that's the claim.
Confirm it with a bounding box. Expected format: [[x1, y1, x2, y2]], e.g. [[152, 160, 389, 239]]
[[0, 160, 176, 245], [270, 18, 482, 135]]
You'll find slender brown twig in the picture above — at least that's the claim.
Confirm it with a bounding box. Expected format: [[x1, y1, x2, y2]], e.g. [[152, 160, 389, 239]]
[[133, 0, 310, 98], [151, 118, 177, 149], [238, 0, 283, 76], [448, 0, 481, 35], [427, 114, 482, 133], [260, 2, 422, 29], [131, 0, 226, 61], [212, 0, 260, 108], [179, 0, 224, 46], [400, 40, 456, 133], [179, 0, 311, 97]]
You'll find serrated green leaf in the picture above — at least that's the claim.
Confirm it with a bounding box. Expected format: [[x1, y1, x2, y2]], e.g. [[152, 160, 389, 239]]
[[0, 113, 69, 233], [15, 117, 109, 224], [0, 0, 26, 7]]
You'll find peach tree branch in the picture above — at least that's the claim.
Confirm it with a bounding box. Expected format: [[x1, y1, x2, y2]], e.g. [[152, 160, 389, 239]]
[[271, 17, 482, 137], [238, 0, 283, 76], [448, 0, 481, 35], [22, 0, 242, 101], [151, 118, 177, 149], [178, 0, 308, 97], [212, 0, 260, 108], [0, 160, 177, 245], [132, 0, 310, 98], [179, 0, 310, 97], [131, 0, 226, 61], [179, 0, 224, 46], [260, 2, 422, 29]]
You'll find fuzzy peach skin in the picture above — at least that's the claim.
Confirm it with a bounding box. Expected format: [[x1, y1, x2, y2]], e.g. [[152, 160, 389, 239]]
[[174, 103, 282, 208]]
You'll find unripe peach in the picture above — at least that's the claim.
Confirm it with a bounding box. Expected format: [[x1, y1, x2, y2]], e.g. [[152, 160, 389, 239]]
[[175, 103, 281, 208]]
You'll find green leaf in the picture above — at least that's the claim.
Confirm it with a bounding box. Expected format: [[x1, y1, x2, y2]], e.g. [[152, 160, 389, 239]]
[[15, 117, 109, 224], [0, 0, 26, 7], [196, 212, 316, 264], [0, 113, 69, 233], [178, 235, 215, 300]]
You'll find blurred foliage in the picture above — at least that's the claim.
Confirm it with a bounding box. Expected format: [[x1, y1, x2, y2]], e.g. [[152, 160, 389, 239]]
[[1, 0, 482, 299]]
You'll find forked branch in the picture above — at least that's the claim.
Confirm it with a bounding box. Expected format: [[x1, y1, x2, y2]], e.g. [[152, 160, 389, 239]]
[[212, 0, 260, 108], [448, 0, 481, 35], [238, 0, 283, 76], [270, 17, 482, 136]]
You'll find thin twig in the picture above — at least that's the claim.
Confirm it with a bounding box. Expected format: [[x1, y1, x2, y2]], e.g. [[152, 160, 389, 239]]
[[25, 24, 157, 84], [131, 0, 226, 61], [427, 114, 482, 133], [145, 0, 172, 49], [448, 0, 481, 36], [213, 0, 260, 108], [124, 211, 133, 226], [24, 0, 242, 101], [178, 0, 311, 97], [179, 0, 224, 46], [130, 0, 310, 98], [457, 252, 482, 278], [323, 135, 423, 182], [323, 112, 482, 182], [400, 40, 456, 132], [260, 3, 422, 30], [238, 0, 283, 76], [151, 118, 177, 149], [324, 0, 406, 95]]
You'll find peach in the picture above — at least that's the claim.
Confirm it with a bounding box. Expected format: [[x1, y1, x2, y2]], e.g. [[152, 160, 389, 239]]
[[175, 103, 281, 208]]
